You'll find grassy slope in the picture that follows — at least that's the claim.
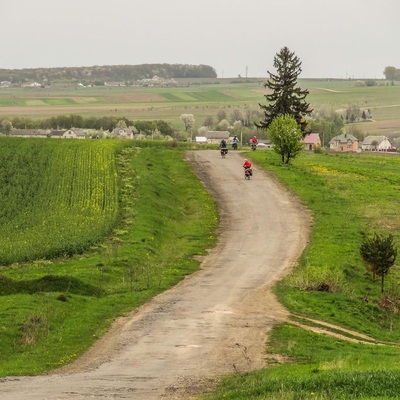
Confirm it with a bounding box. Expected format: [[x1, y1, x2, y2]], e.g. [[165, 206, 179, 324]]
[[205, 150, 400, 399], [0, 141, 218, 376]]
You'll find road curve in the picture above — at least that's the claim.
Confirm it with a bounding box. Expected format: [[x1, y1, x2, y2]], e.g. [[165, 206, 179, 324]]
[[0, 150, 309, 399]]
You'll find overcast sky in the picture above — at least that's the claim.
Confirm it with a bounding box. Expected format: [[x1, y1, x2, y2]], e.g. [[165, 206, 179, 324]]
[[2, 0, 399, 79]]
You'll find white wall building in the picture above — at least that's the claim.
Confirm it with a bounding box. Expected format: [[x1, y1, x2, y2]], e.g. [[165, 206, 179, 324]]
[[361, 135, 394, 151]]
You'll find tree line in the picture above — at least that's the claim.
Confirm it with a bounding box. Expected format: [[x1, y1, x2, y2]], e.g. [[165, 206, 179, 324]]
[[0, 64, 217, 85]]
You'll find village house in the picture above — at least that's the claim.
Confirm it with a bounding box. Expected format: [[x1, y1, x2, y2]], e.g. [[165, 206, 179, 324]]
[[48, 130, 67, 138], [361, 135, 395, 152], [60, 128, 86, 139], [112, 127, 134, 139], [48, 128, 86, 139], [302, 133, 321, 150], [329, 133, 359, 152], [198, 131, 230, 144], [195, 136, 208, 144]]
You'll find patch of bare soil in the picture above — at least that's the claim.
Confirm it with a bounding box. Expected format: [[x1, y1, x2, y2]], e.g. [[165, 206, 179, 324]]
[[1, 150, 310, 399]]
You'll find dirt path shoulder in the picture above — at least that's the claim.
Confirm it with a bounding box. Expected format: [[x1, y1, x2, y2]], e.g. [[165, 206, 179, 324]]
[[0, 150, 310, 399]]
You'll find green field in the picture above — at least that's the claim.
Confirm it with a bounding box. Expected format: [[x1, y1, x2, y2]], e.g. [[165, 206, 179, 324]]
[[0, 139, 218, 375], [1, 79, 399, 136], [0, 138, 118, 264], [204, 150, 400, 399]]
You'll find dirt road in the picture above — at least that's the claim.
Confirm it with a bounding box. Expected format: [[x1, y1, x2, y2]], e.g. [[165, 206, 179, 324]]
[[0, 150, 309, 399]]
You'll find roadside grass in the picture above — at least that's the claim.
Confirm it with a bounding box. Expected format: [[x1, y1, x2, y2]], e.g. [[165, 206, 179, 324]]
[[0, 141, 218, 376], [204, 150, 400, 399], [205, 324, 400, 400]]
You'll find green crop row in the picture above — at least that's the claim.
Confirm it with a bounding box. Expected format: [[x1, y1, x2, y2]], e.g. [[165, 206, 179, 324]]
[[0, 138, 119, 264]]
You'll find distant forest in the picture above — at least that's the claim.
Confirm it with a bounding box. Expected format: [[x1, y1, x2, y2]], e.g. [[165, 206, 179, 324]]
[[0, 64, 217, 85]]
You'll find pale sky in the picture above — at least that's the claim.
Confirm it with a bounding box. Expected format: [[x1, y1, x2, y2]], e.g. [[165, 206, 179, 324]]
[[2, 0, 399, 79]]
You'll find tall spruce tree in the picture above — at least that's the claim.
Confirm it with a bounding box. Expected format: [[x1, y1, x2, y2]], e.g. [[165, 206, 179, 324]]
[[258, 46, 312, 136]]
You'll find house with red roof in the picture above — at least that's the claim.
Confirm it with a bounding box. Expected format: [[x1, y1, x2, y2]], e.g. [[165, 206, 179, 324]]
[[303, 133, 321, 150]]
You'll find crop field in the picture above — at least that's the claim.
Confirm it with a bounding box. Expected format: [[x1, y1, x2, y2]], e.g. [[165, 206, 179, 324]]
[[0, 137, 119, 264], [1, 78, 399, 136]]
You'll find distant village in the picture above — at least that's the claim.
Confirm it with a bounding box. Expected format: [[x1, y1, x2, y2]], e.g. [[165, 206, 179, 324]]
[[4, 126, 397, 154], [0, 75, 179, 89], [196, 131, 396, 153]]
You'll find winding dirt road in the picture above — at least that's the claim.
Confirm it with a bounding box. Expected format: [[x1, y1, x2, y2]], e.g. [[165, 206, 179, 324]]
[[0, 150, 309, 399]]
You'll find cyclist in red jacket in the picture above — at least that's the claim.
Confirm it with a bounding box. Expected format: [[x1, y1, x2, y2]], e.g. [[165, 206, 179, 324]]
[[243, 159, 252, 168], [243, 159, 252, 179], [251, 136, 258, 151]]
